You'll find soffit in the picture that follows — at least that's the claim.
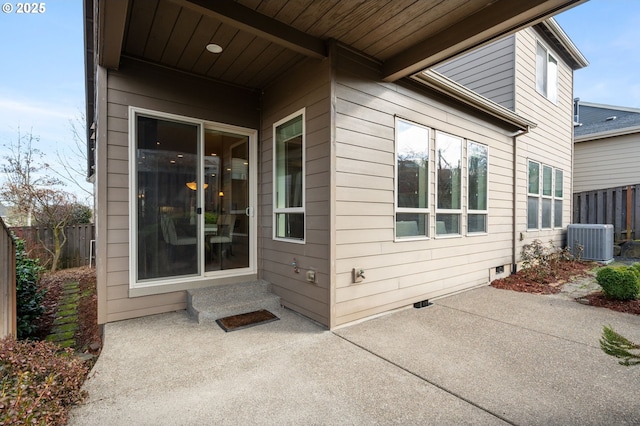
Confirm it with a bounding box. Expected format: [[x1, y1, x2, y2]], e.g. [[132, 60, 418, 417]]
[[100, 0, 587, 89]]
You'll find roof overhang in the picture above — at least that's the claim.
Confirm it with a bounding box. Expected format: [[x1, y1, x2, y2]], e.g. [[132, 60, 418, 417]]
[[536, 18, 588, 70], [382, 0, 587, 80], [413, 70, 537, 134], [575, 126, 640, 143], [84, 0, 587, 176]]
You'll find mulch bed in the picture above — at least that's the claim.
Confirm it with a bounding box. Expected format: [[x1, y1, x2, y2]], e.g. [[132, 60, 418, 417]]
[[491, 261, 595, 295], [492, 260, 640, 316], [582, 293, 640, 316]]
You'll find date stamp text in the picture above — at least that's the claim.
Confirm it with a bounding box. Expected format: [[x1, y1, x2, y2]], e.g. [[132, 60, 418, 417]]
[[2, 3, 46, 14]]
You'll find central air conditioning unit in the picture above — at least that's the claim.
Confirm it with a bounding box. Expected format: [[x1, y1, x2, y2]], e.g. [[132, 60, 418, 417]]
[[567, 224, 614, 262]]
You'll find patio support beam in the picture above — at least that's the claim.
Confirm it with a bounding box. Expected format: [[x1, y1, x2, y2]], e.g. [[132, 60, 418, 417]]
[[172, 0, 327, 59], [381, 0, 586, 81], [98, 0, 128, 69]]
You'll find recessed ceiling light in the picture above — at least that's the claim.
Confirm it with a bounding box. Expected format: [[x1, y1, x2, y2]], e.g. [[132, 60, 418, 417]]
[[206, 43, 223, 54]]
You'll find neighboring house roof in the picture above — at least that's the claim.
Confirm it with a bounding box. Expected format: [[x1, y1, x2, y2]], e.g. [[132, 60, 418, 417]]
[[574, 101, 640, 141]]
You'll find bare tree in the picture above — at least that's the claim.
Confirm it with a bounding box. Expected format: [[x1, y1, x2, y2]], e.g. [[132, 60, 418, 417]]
[[0, 128, 61, 226], [30, 187, 78, 272], [49, 113, 93, 204]]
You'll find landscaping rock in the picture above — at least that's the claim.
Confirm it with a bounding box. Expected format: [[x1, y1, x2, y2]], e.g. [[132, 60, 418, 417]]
[[620, 241, 640, 259]]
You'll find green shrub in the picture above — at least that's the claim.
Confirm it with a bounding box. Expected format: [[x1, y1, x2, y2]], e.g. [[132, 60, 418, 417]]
[[0, 337, 88, 425], [596, 266, 640, 301], [631, 263, 640, 277], [15, 238, 46, 339]]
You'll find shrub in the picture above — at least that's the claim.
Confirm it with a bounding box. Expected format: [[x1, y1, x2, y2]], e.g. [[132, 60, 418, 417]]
[[520, 239, 578, 282], [15, 238, 46, 339], [596, 266, 640, 301], [0, 337, 88, 425]]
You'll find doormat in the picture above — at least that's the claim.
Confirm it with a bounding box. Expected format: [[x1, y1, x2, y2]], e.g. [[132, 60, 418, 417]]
[[216, 309, 279, 332]]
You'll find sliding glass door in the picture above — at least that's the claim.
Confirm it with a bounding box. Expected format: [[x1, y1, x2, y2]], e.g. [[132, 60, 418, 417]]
[[203, 129, 250, 272], [132, 109, 254, 286]]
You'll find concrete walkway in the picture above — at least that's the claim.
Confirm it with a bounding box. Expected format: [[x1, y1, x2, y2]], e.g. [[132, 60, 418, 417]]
[[69, 287, 640, 425]]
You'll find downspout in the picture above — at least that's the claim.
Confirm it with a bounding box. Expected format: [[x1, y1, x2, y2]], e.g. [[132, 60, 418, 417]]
[[510, 127, 529, 274]]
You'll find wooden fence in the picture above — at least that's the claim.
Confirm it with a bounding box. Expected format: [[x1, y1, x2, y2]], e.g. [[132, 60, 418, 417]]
[[1, 217, 16, 338], [573, 184, 640, 242], [11, 224, 95, 269]]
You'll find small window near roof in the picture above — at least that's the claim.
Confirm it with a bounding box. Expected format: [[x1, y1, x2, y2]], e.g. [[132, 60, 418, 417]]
[[536, 41, 558, 103]]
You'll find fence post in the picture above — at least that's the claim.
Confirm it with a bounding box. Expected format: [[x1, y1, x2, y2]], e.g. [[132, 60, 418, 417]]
[[1, 217, 17, 338]]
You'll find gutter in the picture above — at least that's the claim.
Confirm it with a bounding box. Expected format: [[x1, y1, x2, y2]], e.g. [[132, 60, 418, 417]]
[[412, 69, 535, 277], [412, 70, 537, 132]]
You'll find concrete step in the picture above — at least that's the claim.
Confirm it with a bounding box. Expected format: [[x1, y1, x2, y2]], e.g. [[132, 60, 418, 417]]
[[186, 280, 281, 324]]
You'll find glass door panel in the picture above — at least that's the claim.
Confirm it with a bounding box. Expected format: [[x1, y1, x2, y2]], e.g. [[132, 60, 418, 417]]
[[204, 129, 250, 272], [136, 115, 199, 281]]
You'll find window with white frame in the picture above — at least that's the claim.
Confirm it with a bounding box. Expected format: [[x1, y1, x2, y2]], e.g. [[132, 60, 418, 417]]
[[527, 161, 540, 229], [528, 160, 563, 230], [273, 110, 305, 242], [436, 131, 462, 236], [395, 118, 430, 238], [467, 141, 488, 234], [541, 165, 553, 229], [536, 41, 558, 103], [554, 169, 563, 228]]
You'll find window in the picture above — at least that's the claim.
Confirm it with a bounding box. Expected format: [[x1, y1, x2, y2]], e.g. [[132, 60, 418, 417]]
[[541, 165, 553, 229], [395, 118, 430, 238], [527, 161, 540, 229], [436, 131, 462, 236], [554, 169, 563, 228], [528, 160, 563, 230], [467, 141, 488, 234], [536, 41, 558, 103], [273, 110, 305, 241], [133, 111, 200, 281]]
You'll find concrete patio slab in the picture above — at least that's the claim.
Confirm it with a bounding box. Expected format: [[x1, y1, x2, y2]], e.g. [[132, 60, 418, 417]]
[[69, 287, 640, 425]]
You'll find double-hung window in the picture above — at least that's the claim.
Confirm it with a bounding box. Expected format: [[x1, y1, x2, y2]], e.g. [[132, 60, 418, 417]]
[[536, 41, 558, 103], [273, 110, 305, 242], [528, 160, 563, 230], [467, 141, 488, 234], [395, 118, 430, 238], [436, 131, 462, 236]]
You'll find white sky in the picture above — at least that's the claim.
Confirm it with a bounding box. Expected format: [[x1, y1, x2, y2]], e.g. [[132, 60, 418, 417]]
[[0, 0, 638, 202]]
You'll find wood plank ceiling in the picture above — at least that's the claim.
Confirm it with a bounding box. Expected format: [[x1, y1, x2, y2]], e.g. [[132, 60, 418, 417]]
[[113, 0, 585, 89]]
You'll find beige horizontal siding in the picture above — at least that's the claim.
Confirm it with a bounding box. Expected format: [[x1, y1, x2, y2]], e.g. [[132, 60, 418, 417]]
[[574, 134, 640, 192], [260, 56, 331, 326], [99, 58, 259, 324], [513, 28, 575, 251], [332, 46, 515, 327]]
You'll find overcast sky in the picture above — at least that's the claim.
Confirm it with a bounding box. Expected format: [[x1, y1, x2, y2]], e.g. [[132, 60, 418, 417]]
[[0, 0, 638, 201]]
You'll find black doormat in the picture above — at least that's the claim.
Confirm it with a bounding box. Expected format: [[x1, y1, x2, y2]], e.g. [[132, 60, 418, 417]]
[[216, 309, 279, 332]]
